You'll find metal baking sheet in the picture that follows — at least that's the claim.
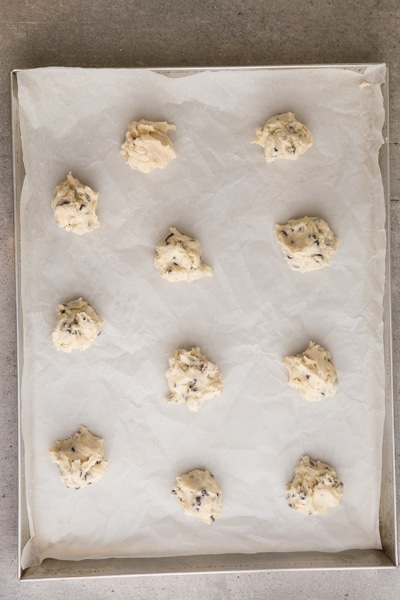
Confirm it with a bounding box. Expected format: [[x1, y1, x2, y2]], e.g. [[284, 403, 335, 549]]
[[12, 65, 397, 580]]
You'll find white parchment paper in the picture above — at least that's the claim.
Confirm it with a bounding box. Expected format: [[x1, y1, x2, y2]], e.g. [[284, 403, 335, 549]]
[[17, 66, 387, 568]]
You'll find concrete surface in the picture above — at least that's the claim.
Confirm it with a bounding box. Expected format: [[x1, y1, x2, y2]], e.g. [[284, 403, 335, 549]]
[[1, 1, 399, 598]]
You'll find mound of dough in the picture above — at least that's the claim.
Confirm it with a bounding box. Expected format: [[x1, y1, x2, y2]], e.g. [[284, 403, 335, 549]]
[[286, 455, 343, 516], [253, 112, 313, 163], [51, 172, 99, 235], [275, 216, 338, 272], [165, 347, 223, 412], [48, 425, 109, 489], [283, 341, 338, 401], [154, 227, 213, 282], [172, 469, 222, 523], [120, 119, 176, 173], [51, 297, 103, 353]]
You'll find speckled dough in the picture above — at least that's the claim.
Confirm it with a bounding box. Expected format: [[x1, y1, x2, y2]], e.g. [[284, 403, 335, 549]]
[[286, 455, 343, 516], [274, 216, 338, 272], [51, 172, 99, 235], [172, 469, 222, 523], [283, 341, 338, 401], [253, 112, 313, 163], [51, 297, 103, 353], [120, 119, 176, 173], [48, 426, 109, 489], [154, 227, 213, 282], [165, 347, 223, 412]]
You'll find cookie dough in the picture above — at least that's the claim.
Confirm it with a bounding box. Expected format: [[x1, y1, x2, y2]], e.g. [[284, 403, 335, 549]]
[[172, 469, 222, 523], [51, 172, 99, 235], [120, 119, 176, 173], [165, 347, 223, 412], [253, 112, 313, 163], [283, 341, 338, 401], [51, 297, 104, 353], [274, 216, 338, 272], [154, 227, 213, 282], [48, 425, 109, 489], [286, 455, 343, 516]]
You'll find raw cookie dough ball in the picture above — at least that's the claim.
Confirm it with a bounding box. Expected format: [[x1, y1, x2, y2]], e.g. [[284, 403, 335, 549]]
[[165, 347, 223, 412], [48, 425, 109, 489], [253, 112, 313, 163], [120, 119, 176, 173], [51, 172, 99, 235], [172, 469, 222, 523], [51, 297, 104, 353], [283, 341, 338, 401], [154, 227, 213, 283], [286, 455, 343, 515], [274, 216, 338, 272]]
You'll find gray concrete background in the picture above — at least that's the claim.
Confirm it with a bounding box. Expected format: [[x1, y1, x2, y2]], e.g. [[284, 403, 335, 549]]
[[1, 1, 399, 598]]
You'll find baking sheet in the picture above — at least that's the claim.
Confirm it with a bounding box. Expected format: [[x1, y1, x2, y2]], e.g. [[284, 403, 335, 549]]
[[16, 66, 386, 569]]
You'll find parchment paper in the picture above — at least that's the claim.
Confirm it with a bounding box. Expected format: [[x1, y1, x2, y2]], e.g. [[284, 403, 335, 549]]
[[17, 66, 387, 568]]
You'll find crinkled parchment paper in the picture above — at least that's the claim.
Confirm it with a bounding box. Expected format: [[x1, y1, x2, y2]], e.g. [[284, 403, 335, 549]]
[[17, 65, 386, 568]]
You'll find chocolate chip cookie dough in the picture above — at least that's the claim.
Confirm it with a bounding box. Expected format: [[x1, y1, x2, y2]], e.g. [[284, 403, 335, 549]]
[[274, 216, 338, 272], [172, 469, 222, 523], [283, 341, 338, 401], [253, 112, 313, 163], [48, 426, 109, 489], [154, 227, 213, 282], [51, 172, 99, 235], [120, 119, 176, 173], [51, 297, 103, 353], [165, 347, 223, 412], [286, 455, 343, 516]]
